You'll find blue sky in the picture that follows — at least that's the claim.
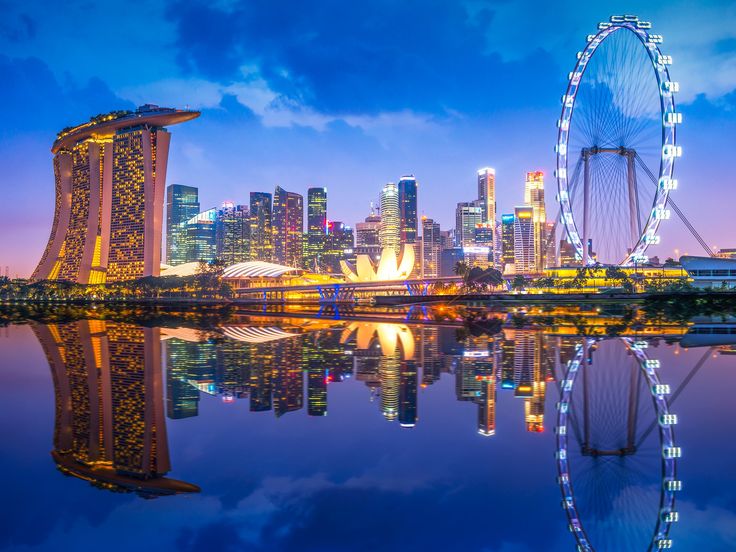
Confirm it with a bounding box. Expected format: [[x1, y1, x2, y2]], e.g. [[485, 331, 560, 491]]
[[1, 0, 735, 276]]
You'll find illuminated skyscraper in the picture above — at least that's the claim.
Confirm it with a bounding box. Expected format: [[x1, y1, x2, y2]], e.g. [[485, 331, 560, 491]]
[[477, 167, 496, 223], [272, 186, 304, 267], [306, 187, 327, 270], [501, 214, 515, 269], [33, 106, 200, 283], [379, 350, 401, 421], [166, 184, 199, 266], [184, 208, 217, 262], [355, 206, 382, 262], [514, 206, 536, 273], [398, 175, 418, 245], [380, 183, 400, 256], [525, 171, 547, 270], [421, 217, 441, 278], [455, 202, 483, 247], [324, 221, 355, 273], [249, 192, 273, 261], [215, 203, 250, 264]]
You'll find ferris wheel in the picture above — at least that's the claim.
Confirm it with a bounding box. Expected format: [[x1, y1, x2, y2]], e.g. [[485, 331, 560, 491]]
[[555, 338, 680, 551], [555, 15, 681, 265]]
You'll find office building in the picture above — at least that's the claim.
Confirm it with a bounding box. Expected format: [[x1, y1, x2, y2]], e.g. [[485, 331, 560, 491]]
[[380, 183, 400, 256], [249, 192, 273, 261], [525, 171, 547, 269], [455, 202, 483, 247], [355, 206, 382, 262], [216, 203, 249, 264], [501, 214, 515, 269], [166, 184, 200, 266], [477, 167, 496, 223], [33, 105, 200, 283], [306, 187, 328, 270], [421, 217, 441, 278], [324, 221, 355, 273], [184, 208, 217, 262], [272, 186, 304, 267], [514, 206, 536, 273], [398, 175, 418, 245]]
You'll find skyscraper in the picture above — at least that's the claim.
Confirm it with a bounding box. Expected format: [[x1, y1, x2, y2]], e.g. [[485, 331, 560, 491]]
[[33, 105, 200, 283], [355, 206, 382, 262], [455, 202, 483, 247], [477, 167, 496, 223], [184, 208, 217, 262], [398, 175, 418, 245], [216, 203, 249, 264], [380, 183, 400, 256], [306, 187, 327, 270], [324, 221, 355, 273], [525, 171, 547, 269], [272, 186, 304, 267], [514, 206, 536, 273], [166, 184, 199, 266], [501, 214, 515, 269], [249, 192, 273, 262], [421, 217, 441, 278]]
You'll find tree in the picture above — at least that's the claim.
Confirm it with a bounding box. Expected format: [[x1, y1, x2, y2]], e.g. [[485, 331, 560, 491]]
[[511, 275, 528, 291], [453, 261, 470, 277]]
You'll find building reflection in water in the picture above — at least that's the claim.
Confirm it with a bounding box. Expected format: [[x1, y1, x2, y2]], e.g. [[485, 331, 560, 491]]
[[33, 321, 200, 497], [159, 319, 566, 437]]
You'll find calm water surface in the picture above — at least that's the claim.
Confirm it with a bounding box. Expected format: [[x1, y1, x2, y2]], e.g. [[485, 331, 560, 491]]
[[0, 306, 734, 551]]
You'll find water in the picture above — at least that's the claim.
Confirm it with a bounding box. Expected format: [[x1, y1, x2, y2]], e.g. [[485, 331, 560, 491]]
[[0, 305, 734, 551]]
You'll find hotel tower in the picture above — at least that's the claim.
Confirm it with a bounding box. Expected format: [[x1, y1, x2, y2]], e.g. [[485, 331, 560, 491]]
[[32, 105, 199, 284]]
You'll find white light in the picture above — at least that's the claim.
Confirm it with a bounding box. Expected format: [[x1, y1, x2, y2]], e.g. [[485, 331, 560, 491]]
[[649, 34, 664, 44], [610, 15, 625, 23], [557, 119, 570, 130], [653, 383, 671, 395], [559, 190, 569, 201], [663, 446, 682, 459], [624, 14, 639, 22], [586, 34, 596, 42], [663, 81, 680, 93], [598, 22, 611, 30], [637, 21, 652, 29], [645, 234, 661, 245], [660, 414, 678, 426], [556, 168, 567, 179], [659, 177, 678, 191], [662, 511, 679, 522], [646, 359, 661, 369], [555, 143, 567, 155], [654, 207, 671, 220], [658, 54, 673, 65], [665, 112, 682, 125]]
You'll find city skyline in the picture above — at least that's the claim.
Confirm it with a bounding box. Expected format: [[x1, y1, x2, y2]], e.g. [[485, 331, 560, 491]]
[[2, 2, 735, 277]]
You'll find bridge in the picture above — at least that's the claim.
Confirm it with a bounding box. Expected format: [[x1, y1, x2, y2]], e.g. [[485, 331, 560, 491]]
[[233, 276, 463, 304]]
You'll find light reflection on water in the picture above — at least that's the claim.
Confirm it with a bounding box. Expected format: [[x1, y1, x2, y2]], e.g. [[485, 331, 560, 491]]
[[1, 306, 735, 551]]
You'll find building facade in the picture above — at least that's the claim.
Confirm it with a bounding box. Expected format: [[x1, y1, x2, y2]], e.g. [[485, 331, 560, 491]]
[[166, 184, 199, 266], [525, 171, 547, 270], [501, 214, 515, 269], [33, 106, 200, 283], [324, 221, 355, 273], [306, 187, 327, 270], [249, 192, 273, 262], [455, 202, 483, 247], [272, 186, 304, 267], [398, 175, 418, 245], [514, 206, 536, 274], [421, 217, 441, 278], [380, 183, 400, 256], [356, 207, 382, 262], [216, 203, 249, 265]]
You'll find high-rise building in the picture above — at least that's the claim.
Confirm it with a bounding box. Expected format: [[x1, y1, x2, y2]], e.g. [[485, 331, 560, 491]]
[[216, 203, 249, 264], [525, 171, 547, 269], [501, 214, 515, 269], [306, 188, 327, 270], [398, 360, 418, 428], [272, 186, 304, 267], [166, 184, 199, 266], [184, 208, 217, 263], [355, 206, 382, 262], [421, 217, 441, 278], [398, 175, 418, 245], [559, 238, 581, 266], [477, 167, 496, 223], [249, 192, 273, 262], [380, 183, 400, 256], [514, 206, 536, 274], [324, 221, 355, 273], [33, 106, 200, 283], [455, 202, 483, 247]]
